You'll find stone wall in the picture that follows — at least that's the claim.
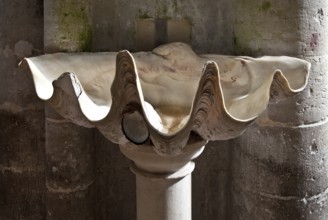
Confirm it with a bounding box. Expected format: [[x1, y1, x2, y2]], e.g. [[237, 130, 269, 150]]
[[0, 0, 45, 219]]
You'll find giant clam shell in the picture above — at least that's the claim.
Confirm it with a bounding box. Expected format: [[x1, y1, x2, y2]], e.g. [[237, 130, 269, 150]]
[[22, 43, 310, 155]]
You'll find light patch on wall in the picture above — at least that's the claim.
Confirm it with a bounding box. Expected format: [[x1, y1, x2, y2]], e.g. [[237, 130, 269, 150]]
[[167, 19, 191, 44], [136, 18, 191, 51], [136, 19, 156, 51]]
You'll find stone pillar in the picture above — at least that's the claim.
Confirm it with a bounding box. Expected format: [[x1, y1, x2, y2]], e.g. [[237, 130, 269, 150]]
[[0, 1, 45, 219], [120, 140, 206, 220], [133, 164, 193, 220], [43, 0, 95, 219], [232, 0, 328, 219]]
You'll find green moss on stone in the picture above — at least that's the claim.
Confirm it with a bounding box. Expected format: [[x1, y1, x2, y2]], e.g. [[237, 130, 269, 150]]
[[79, 27, 92, 52], [154, 2, 171, 19], [138, 9, 152, 19], [232, 32, 262, 56], [260, 1, 271, 12], [173, 0, 179, 13], [56, 0, 92, 52], [162, 3, 168, 16]]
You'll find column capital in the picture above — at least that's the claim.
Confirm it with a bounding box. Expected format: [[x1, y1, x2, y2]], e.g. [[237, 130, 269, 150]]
[[120, 139, 206, 174]]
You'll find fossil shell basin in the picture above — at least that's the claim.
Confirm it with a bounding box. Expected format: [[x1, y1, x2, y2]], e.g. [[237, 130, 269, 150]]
[[22, 43, 310, 155]]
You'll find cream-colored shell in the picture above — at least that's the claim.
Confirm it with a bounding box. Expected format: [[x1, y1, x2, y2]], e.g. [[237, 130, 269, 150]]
[[22, 43, 310, 155]]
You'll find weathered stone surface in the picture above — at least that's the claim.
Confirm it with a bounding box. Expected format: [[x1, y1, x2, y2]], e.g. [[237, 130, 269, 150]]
[[44, 0, 92, 53], [0, 0, 44, 219], [45, 106, 95, 219], [43, 0, 96, 219], [0, 111, 45, 220], [232, 0, 299, 56], [232, 0, 328, 219], [94, 131, 136, 220], [46, 187, 95, 220], [232, 121, 328, 219], [193, 140, 233, 219], [91, 0, 233, 53]]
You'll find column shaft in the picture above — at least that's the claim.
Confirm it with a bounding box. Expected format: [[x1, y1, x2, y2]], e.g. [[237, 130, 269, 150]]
[[232, 0, 328, 219], [132, 163, 193, 220], [120, 141, 206, 220]]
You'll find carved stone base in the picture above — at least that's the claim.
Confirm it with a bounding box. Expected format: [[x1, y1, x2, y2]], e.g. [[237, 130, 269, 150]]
[[132, 163, 193, 220], [120, 139, 206, 220]]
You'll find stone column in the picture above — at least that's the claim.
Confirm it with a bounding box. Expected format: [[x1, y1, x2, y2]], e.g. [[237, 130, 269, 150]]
[[43, 0, 95, 219], [120, 140, 206, 220], [133, 163, 193, 220], [232, 0, 328, 219]]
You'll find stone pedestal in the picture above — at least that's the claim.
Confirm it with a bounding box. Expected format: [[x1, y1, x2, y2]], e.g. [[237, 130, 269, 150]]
[[120, 139, 206, 220], [132, 163, 192, 220]]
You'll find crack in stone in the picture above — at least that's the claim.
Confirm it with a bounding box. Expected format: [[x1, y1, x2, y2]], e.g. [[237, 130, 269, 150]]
[[252, 190, 302, 201], [307, 187, 328, 205], [46, 181, 94, 194], [0, 101, 43, 113], [45, 117, 71, 123], [0, 165, 23, 174], [247, 187, 328, 205], [0, 164, 44, 174], [256, 115, 328, 129]]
